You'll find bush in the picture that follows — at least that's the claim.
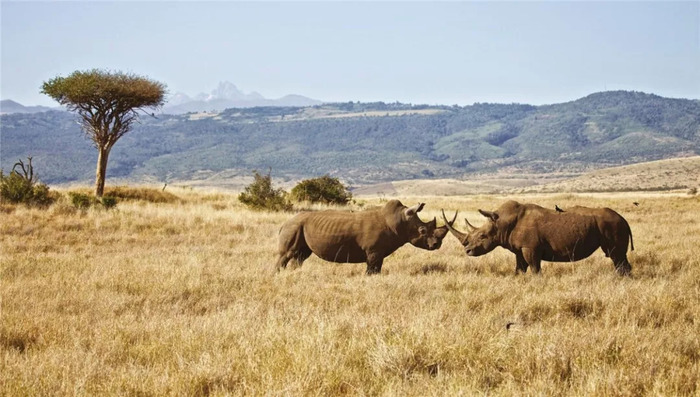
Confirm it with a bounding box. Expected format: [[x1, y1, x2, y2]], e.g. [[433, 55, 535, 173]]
[[100, 196, 118, 209], [0, 158, 55, 207], [290, 175, 352, 205], [69, 192, 98, 209], [68, 192, 118, 210], [238, 170, 292, 211]]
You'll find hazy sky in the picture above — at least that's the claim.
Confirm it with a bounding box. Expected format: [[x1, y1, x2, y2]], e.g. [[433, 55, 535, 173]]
[[2, 1, 699, 107]]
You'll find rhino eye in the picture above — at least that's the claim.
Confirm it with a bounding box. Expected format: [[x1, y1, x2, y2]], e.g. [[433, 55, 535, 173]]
[[480, 234, 487, 239], [419, 227, 428, 235]]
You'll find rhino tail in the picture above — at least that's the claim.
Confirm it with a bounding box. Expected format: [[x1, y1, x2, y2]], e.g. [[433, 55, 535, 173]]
[[629, 228, 634, 251], [624, 217, 634, 251]]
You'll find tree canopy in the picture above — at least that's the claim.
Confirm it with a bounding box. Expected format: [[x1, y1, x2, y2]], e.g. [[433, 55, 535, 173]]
[[41, 69, 166, 148], [41, 69, 167, 197]]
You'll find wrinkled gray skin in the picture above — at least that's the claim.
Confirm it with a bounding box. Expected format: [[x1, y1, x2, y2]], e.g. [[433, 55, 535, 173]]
[[442, 200, 634, 275], [277, 200, 456, 274]]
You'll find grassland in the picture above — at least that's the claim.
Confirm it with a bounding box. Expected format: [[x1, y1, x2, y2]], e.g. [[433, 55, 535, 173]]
[[2, 189, 699, 395], [354, 156, 700, 197], [526, 156, 700, 193]]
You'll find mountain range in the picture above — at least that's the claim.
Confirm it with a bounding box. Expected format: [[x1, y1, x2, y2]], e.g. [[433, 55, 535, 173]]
[[163, 81, 322, 113], [0, 81, 323, 115], [1, 91, 698, 188], [0, 100, 55, 114]]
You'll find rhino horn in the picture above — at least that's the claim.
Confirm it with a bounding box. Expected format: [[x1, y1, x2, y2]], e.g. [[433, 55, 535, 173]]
[[464, 218, 477, 231], [441, 209, 467, 243], [446, 211, 457, 226]]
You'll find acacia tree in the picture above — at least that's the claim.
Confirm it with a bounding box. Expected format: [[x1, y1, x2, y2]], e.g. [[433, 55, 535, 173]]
[[42, 69, 166, 197]]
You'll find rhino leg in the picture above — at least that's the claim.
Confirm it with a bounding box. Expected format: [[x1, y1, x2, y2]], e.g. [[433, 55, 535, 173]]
[[275, 248, 311, 271], [614, 260, 631, 276], [275, 252, 293, 271], [289, 249, 312, 269], [515, 253, 529, 274], [603, 240, 632, 276], [610, 252, 632, 276], [276, 224, 311, 271], [365, 252, 384, 275], [521, 248, 542, 274]]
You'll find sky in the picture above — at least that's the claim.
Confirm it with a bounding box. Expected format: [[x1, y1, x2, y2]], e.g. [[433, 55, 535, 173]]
[[1, 1, 699, 107]]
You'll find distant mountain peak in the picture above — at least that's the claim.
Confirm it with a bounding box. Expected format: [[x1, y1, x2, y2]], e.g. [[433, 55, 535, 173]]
[[1, 99, 21, 106], [162, 81, 323, 114], [0, 99, 56, 114], [209, 81, 245, 101], [248, 91, 265, 100], [167, 92, 194, 106]]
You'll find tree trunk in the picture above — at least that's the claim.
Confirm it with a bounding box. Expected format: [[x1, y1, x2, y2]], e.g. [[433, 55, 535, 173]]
[[95, 146, 110, 198]]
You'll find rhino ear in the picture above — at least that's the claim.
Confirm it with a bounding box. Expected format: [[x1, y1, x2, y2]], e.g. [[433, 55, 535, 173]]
[[434, 226, 449, 239], [478, 209, 499, 222], [404, 203, 425, 217]]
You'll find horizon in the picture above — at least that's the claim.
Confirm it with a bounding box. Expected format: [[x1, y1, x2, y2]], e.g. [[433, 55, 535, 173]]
[[2, 2, 699, 107], [1, 88, 697, 111]]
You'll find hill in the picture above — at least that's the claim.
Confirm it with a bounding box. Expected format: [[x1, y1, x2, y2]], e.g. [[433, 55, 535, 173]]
[[523, 156, 700, 193], [1, 91, 698, 186], [353, 156, 700, 197], [0, 99, 56, 114]]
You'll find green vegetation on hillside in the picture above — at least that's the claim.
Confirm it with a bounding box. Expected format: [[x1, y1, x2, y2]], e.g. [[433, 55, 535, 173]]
[[2, 91, 698, 185]]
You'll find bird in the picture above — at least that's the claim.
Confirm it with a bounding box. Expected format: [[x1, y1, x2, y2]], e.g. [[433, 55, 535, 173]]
[[555, 205, 564, 213], [633, 202, 639, 206], [506, 322, 516, 330]]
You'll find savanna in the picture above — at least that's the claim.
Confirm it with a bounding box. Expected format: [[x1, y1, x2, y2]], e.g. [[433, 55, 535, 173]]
[[2, 189, 699, 396]]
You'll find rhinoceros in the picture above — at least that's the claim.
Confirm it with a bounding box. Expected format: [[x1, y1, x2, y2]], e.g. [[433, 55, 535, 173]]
[[442, 200, 634, 275], [276, 200, 456, 274]]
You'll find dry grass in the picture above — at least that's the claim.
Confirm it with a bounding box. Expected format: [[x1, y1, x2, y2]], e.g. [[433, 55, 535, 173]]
[[522, 156, 700, 193], [103, 186, 182, 204], [353, 156, 700, 197], [2, 190, 699, 395]]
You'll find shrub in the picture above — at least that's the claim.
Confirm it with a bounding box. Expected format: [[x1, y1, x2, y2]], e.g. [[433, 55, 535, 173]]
[[101, 196, 118, 209], [69, 192, 98, 209], [1, 171, 34, 203], [68, 192, 118, 210], [290, 175, 352, 205], [0, 157, 55, 207], [238, 170, 292, 211]]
